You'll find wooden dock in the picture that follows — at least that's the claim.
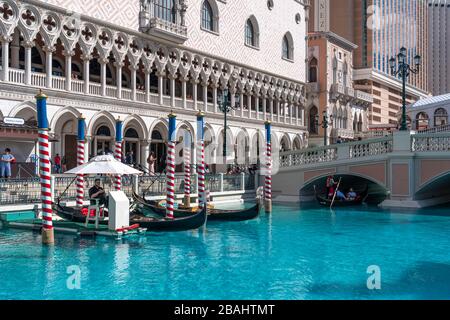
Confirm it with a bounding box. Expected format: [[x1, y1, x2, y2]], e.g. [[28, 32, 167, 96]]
[[4, 219, 146, 240]]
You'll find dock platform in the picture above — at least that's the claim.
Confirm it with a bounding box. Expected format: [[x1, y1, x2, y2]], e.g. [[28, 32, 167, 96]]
[[3, 219, 147, 240]]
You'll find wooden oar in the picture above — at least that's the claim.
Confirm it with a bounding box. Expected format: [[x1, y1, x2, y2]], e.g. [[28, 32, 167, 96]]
[[330, 177, 342, 209]]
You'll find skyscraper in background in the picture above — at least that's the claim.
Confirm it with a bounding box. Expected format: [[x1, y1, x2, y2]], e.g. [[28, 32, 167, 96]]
[[427, 0, 450, 96], [309, 0, 430, 127]]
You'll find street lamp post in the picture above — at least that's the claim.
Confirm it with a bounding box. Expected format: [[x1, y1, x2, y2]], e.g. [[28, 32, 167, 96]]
[[218, 89, 239, 168], [316, 110, 333, 146], [389, 47, 421, 131]]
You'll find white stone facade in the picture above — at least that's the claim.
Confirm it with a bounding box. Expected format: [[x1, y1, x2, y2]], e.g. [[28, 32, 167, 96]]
[[0, 0, 308, 170]]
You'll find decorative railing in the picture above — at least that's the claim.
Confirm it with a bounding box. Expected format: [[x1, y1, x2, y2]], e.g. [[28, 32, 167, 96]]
[[31, 72, 46, 87], [2, 67, 299, 125], [411, 132, 450, 152], [0, 173, 254, 206], [0, 178, 41, 205], [280, 145, 338, 167], [89, 82, 102, 96], [8, 69, 24, 84], [349, 137, 393, 158], [52, 75, 66, 91], [279, 136, 393, 168], [122, 88, 133, 100], [71, 79, 84, 93], [418, 124, 450, 134]]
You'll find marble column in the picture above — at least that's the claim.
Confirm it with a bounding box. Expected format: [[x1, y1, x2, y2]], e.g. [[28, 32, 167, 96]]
[[82, 54, 91, 95]]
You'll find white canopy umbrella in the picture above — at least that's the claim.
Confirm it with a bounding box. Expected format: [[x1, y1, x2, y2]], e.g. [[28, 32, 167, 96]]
[[65, 154, 143, 175]]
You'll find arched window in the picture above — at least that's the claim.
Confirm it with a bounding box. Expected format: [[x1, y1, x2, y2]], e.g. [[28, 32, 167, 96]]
[[434, 108, 448, 127], [125, 128, 139, 139], [309, 106, 318, 134], [415, 112, 429, 130], [154, 0, 176, 23], [309, 58, 318, 82], [151, 130, 163, 141], [245, 17, 259, 48], [282, 33, 294, 60], [201, 1, 214, 31], [245, 20, 255, 46], [96, 126, 111, 136]]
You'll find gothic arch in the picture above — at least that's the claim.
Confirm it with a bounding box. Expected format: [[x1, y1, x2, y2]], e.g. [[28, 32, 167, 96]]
[[123, 114, 148, 141], [87, 110, 116, 137]]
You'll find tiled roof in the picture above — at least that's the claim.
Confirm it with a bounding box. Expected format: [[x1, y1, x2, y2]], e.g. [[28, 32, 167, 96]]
[[411, 93, 450, 108]]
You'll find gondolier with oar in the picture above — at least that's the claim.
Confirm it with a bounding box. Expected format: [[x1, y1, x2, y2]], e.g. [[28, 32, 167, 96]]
[[326, 175, 337, 199]]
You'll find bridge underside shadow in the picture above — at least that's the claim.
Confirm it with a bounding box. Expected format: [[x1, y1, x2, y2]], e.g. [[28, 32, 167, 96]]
[[415, 172, 450, 206], [299, 174, 388, 205]]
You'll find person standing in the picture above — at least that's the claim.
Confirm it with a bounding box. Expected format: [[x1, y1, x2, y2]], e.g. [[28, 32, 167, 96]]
[[326, 175, 336, 199], [54, 154, 61, 173], [0, 148, 16, 179], [147, 151, 157, 176], [61, 155, 67, 173]]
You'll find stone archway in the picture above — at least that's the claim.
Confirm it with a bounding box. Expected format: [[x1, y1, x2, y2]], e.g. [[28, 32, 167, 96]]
[[149, 120, 168, 173], [52, 108, 81, 170], [89, 112, 116, 158]]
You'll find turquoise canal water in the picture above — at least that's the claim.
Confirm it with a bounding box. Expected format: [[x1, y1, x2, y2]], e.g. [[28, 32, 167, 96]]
[[1, 203, 450, 300]]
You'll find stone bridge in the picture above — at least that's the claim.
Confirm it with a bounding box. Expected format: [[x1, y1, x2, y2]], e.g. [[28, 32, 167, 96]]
[[272, 131, 450, 208]]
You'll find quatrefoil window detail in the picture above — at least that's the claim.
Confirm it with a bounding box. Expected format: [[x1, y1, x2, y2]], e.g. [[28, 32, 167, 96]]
[[22, 9, 36, 26], [63, 23, 76, 37], [115, 36, 125, 50], [143, 46, 152, 57], [99, 31, 110, 46], [0, 3, 14, 21], [82, 26, 93, 41], [43, 16, 56, 32], [130, 41, 139, 53]]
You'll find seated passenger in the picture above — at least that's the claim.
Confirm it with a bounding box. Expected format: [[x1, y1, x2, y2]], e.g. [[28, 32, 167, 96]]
[[336, 190, 347, 201], [89, 179, 107, 206], [347, 188, 357, 200]]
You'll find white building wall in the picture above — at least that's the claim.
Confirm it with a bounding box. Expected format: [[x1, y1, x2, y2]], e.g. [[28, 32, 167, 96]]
[[40, 0, 307, 82]]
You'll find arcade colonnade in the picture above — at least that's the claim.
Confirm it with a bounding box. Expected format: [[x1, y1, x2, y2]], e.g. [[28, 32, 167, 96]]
[[2, 100, 307, 171]]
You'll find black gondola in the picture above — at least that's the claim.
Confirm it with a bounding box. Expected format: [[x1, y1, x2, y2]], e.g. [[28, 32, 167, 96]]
[[52, 201, 207, 232], [132, 192, 262, 221], [314, 185, 369, 207]]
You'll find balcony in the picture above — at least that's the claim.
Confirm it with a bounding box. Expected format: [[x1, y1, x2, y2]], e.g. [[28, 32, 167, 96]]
[[354, 90, 373, 104], [306, 82, 320, 94], [147, 17, 188, 44], [331, 128, 355, 140]]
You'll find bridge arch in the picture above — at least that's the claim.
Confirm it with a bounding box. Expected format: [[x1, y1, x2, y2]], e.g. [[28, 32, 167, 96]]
[[415, 170, 450, 202], [299, 173, 388, 204]]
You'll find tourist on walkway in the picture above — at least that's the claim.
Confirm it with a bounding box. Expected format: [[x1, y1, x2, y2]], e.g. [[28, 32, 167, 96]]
[[147, 151, 157, 176], [0, 148, 16, 179], [126, 151, 134, 165], [54, 154, 61, 173], [61, 155, 67, 172]]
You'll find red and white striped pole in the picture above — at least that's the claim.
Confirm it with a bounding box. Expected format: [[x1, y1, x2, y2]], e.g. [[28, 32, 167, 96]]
[[183, 130, 191, 208], [36, 90, 54, 244], [196, 111, 206, 209], [76, 116, 86, 207], [114, 118, 123, 191], [265, 120, 272, 213], [166, 112, 177, 219]]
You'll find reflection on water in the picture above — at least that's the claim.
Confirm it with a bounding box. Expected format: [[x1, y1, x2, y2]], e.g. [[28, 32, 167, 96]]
[[0, 203, 450, 299]]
